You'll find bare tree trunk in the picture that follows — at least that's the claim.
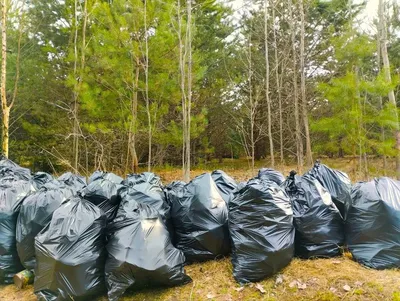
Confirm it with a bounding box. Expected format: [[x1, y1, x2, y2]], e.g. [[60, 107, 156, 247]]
[[72, 0, 79, 170], [355, 65, 363, 176], [376, 31, 387, 174], [264, 0, 274, 167], [80, 0, 89, 173], [185, 0, 192, 181], [129, 56, 140, 174], [299, 0, 312, 166], [379, 0, 400, 179], [1, 0, 8, 157], [249, 39, 255, 172], [177, 0, 187, 180], [144, 0, 152, 172], [272, 0, 284, 164], [288, 0, 303, 170]]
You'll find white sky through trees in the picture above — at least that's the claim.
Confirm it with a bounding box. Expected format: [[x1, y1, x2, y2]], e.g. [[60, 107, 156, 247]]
[[228, 0, 384, 31]]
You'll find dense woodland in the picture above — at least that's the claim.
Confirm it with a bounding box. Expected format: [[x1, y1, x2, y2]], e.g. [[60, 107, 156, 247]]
[[0, 0, 399, 179]]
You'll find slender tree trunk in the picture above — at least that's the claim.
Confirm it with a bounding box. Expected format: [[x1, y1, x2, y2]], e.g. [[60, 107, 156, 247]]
[[129, 56, 140, 173], [177, 0, 188, 180], [264, 0, 274, 167], [72, 0, 79, 170], [272, 0, 284, 164], [185, 0, 192, 181], [288, 0, 303, 170], [376, 31, 387, 174], [355, 65, 363, 175], [249, 41, 255, 172], [1, 0, 8, 157], [299, 0, 312, 166], [378, 0, 398, 177], [144, 0, 152, 172]]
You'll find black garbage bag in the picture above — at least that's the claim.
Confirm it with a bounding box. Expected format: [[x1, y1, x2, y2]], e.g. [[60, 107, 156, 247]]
[[0, 157, 31, 181], [122, 172, 160, 186], [258, 168, 285, 185], [16, 180, 74, 271], [88, 171, 123, 184], [306, 161, 351, 219], [347, 177, 400, 269], [284, 171, 344, 258], [105, 199, 191, 301], [0, 179, 36, 283], [164, 181, 186, 206], [81, 176, 123, 222], [34, 196, 106, 300], [0, 156, 31, 179], [211, 170, 237, 204], [58, 172, 87, 192], [229, 178, 294, 283], [120, 173, 169, 219], [33, 172, 54, 189], [169, 173, 230, 262]]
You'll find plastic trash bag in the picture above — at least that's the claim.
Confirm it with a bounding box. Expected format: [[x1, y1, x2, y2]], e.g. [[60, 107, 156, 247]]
[[211, 170, 237, 204], [284, 171, 344, 258], [57, 172, 87, 192], [122, 172, 160, 187], [258, 168, 285, 185], [164, 181, 186, 206], [347, 177, 400, 269], [81, 175, 123, 223], [0, 157, 31, 181], [34, 196, 106, 300], [16, 180, 74, 271], [0, 179, 36, 283], [120, 173, 169, 219], [306, 161, 351, 219], [229, 178, 294, 283], [32, 172, 54, 189], [105, 199, 191, 301], [88, 171, 123, 184], [169, 173, 230, 262]]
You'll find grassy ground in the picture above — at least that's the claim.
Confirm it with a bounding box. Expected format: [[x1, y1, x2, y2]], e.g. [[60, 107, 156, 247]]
[[1, 158, 399, 301]]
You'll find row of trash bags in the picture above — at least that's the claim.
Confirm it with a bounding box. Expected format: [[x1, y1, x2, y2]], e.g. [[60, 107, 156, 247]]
[[1, 156, 400, 300]]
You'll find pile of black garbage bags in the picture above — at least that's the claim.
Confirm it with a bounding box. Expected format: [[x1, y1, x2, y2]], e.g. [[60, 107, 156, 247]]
[[1, 156, 400, 300]]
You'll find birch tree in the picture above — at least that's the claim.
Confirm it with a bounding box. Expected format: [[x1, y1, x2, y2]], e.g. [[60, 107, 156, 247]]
[[144, 0, 152, 171], [288, 0, 303, 169], [299, 0, 312, 166], [264, 0, 274, 167], [1, 0, 25, 157], [272, 0, 284, 164], [378, 0, 400, 178]]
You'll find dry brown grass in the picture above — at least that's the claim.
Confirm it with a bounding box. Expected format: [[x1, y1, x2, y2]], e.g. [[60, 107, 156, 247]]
[[1, 159, 399, 301], [2, 255, 399, 301]]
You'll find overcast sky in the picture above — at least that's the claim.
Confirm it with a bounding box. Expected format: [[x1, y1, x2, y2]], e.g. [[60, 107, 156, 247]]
[[228, 0, 382, 32]]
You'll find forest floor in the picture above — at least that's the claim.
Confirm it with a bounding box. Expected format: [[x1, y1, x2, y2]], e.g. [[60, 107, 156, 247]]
[[1, 158, 399, 301]]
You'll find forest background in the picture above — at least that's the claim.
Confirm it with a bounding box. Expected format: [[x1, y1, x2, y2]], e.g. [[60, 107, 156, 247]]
[[1, 0, 399, 181]]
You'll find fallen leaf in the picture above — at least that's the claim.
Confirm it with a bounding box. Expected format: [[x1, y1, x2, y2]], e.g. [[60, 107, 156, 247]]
[[332, 260, 341, 264], [248, 283, 254, 288], [330, 287, 337, 293], [354, 281, 363, 287], [297, 282, 307, 290], [275, 275, 283, 285], [255, 283, 266, 294], [234, 287, 244, 292], [343, 285, 351, 292], [289, 281, 298, 288], [207, 293, 215, 299]]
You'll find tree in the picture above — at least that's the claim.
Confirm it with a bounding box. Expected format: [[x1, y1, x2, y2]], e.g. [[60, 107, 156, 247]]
[[264, 0, 274, 167], [300, 0, 313, 166], [378, 0, 400, 178]]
